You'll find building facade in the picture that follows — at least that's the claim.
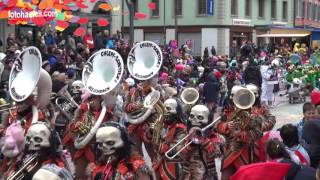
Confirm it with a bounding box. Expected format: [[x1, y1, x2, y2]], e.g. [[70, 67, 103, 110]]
[[123, 0, 294, 56], [294, 0, 320, 48]]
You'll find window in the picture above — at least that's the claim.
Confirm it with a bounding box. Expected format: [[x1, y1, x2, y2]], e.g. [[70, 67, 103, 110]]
[[174, 0, 182, 16], [271, 0, 276, 19], [198, 0, 207, 15], [258, 0, 264, 18], [231, 0, 238, 16], [313, 4, 318, 21], [282, 1, 288, 20], [245, 0, 251, 17], [302, 1, 305, 18], [318, 6, 320, 21], [151, 0, 159, 17], [133, 0, 138, 13], [308, 3, 312, 20]]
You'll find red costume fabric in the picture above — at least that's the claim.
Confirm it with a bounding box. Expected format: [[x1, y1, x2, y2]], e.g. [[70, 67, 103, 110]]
[[217, 106, 275, 170], [63, 102, 110, 162], [230, 162, 291, 180], [92, 156, 147, 180]]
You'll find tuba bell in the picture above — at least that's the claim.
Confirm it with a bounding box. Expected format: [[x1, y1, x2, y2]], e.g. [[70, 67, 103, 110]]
[[73, 49, 124, 149], [180, 87, 199, 105], [230, 85, 256, 109], [8, 46, 52, 124]]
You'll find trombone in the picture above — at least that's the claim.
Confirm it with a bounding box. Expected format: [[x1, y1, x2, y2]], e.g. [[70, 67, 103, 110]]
[[165, 116, 221, 160]]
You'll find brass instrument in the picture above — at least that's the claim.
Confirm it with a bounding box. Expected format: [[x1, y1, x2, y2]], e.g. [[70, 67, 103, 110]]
[[144, 89, 165, 145], [7, 154, 39, 180], [165, 85, 256, 160], [55, 96, 78, 122], [0, 103, 16, 112]]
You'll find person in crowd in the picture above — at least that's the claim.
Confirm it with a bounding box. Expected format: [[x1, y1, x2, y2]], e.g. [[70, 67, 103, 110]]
[[83, 29, 94, 50], [296, 102, 316, 146], [266, 139, 316, 180], [211, 45, 216, 56], [203, 72, 220, 112], [94, 30, 105, 50], [280, 124, 310, 166]]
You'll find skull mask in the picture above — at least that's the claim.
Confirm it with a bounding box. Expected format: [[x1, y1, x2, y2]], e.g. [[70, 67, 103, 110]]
[[71, 80, 84, 94], [164, 98, 178, 123], [189, 105, 210, 128], [246, 84, 259, 97], [26, 124, 51, 151], [96, 126, 124, 156]]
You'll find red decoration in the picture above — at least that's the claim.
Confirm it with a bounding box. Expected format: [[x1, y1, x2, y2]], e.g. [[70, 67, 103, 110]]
[[32, 17, 46, 26], [7, 0, 17, 7], [56, 20, 69, 29], [148, 2, 156, 10], [78, 17, 89, 24], [89, 0, 96, 3], [311, 89, 320, 105], [99, 3, 112, 11], [135, 12, 147, 19], [97, 18, 109, 27], [73, 27, 86, 36], [75, 1, 88, 9]]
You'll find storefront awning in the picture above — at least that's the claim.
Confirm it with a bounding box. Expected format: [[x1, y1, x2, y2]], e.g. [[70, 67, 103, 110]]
[[256, 28, 311, 38], [257, 34, 310, 37]]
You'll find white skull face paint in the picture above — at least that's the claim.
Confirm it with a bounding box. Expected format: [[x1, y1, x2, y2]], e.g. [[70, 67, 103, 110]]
[[71, 80, 84, 94], [26, 124, 51, 151], [189, 105, 210, 127], [96, 127, 124, 156], [164, 98, 178, 115], [246, 84, 259, 97]]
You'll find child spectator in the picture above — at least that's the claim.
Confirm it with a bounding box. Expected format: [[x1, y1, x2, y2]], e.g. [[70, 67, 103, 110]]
[[280, 124, 311, 166], [296, 102, 316, 146]]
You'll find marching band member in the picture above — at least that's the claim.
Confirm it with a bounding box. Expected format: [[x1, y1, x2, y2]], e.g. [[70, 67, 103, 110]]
[[91, 122, 151, 180], [153, 98, 187, 180], [181, 104, 223, 180], [217, 85, 276, 180], [62, 93, 110, 179]]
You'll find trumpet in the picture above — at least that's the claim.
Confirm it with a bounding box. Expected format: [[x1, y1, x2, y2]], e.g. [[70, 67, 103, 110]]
[[165, 116, 221, 160], [7, 153, 39, 180]]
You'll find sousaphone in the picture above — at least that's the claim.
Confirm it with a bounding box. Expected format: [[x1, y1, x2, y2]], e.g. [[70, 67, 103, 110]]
[[126, 41, 163, 125], [74, 49, 124, 149], [9, 46, 52, 124]]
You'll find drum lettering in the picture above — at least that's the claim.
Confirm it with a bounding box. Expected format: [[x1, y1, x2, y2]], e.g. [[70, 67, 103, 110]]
[[29, 49, 39, 56]]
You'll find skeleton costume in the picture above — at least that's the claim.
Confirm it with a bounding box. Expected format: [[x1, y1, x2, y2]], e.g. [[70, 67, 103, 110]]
[[91, 122, 151, 180], [0, 122, 25, 179], [12, 122, 73, 179], [153, 98, 187, 180], [181, 105, 223, 180], [62, 95, 111, 179], [123, 82, 158, 159], [216, 85, 276, 179]]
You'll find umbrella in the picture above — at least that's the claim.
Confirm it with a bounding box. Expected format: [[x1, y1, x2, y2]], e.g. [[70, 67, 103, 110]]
[[230, 162, 291, 180]]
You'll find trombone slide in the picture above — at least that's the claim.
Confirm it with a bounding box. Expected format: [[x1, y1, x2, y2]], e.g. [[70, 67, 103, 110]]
[[165, 116, 221, 160]]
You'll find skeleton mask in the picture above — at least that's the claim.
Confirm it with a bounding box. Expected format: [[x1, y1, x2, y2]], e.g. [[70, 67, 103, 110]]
[[26, 124, 51, 151], [96, 126, 124, 156], [164, 99, 178, 115], [71, 80, 84, 94], [189, 105, 209, 127]]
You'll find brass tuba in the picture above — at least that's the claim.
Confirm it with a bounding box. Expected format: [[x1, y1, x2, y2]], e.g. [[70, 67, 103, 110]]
[[73, 49, 124, 149], [126, 41, 164, 144], [8, 46, 52, 124]]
